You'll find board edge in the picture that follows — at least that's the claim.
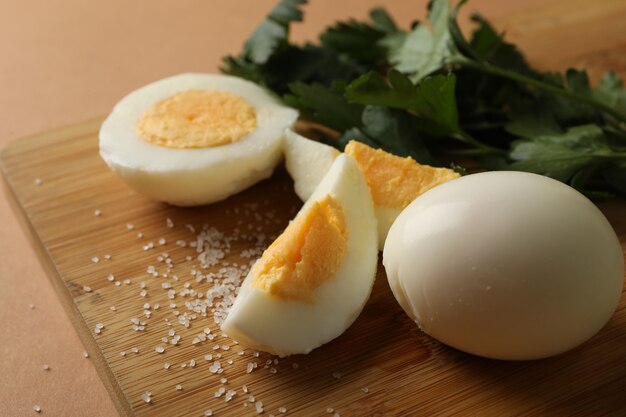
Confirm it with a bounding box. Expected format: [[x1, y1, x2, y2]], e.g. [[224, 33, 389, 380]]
[[0, 122, 134, 417]]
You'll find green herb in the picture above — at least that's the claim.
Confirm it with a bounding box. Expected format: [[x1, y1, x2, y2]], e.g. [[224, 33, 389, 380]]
[[222, 0, 626, 196]]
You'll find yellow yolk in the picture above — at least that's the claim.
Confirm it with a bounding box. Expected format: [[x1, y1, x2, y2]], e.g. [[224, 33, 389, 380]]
[[251, 195, 347, 302], [137, 90, 257, 148], [345, 140, 460, 210]]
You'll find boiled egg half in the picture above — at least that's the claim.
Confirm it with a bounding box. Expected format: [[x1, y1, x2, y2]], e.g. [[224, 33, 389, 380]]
[[99, 73, 298, 206], [221, 154, 378, 356], [284, 134, 459, 248]]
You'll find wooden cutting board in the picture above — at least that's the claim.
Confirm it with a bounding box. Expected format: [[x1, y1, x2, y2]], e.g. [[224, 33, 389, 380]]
[[1, 118, 626, 417]]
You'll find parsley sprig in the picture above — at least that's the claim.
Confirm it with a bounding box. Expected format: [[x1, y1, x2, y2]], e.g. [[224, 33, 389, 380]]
[[222, 0, 626, 197]]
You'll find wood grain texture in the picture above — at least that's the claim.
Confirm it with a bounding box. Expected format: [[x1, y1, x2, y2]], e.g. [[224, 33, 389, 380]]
[[1, 118, 626, 417]]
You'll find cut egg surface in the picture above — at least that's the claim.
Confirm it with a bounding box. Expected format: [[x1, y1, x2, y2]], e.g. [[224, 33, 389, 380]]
[[99, 73, 298, 206], [221, 154, 379, 356], [383, 171, 624, 360], [283, 135, 459, 249]]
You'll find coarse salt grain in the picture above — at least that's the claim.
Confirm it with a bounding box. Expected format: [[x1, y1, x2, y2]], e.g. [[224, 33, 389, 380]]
[[361, 387, 369, 393], [141, 392, 152, 403], [164, 363, 171, 370], [82, 351, 89, 358], [256, 401, 264, 414], [91, 256, 100, 263], [225, 390, 236, 402], [94, 209, 102, 217], [278, 407, 287, 414], [155, 346, 165, 354], [204, 410, 213, 416], [33, 405, 41, 413], [176, 384, 183, 391], [42, 364, 50, 371], [34, 178, 42, 186], [83, 286, 92, 293]]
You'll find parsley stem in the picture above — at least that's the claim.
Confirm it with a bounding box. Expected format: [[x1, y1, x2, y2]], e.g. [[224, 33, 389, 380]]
[[456, 59, 626, 124], [455, 130, 506, 155]]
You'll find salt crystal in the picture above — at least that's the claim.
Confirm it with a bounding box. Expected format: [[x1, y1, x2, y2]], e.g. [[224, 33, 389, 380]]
[[34, 178, 42, 186], [33, 405, 41, 413], [141, 392, 152, 403], [155, 346, 165, 354], [256, 401, 264, 414], [94, 209, 102, 217], [83, 285, 92, 293], [82, 351, 89, 358], [225, 389, 236, 402], [278, 407, 287, 414], [91, 256, 99, 263], [164, 363, 171, 370], [176, 384, 183, 391], [204, 410, 213, 416], [42, 364, 50, 371]]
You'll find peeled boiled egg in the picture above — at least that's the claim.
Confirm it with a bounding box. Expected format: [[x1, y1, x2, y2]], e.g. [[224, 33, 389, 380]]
[[221, 154, 378, 356], [383, 171, 624, 360], [284, 135, 459, 248], [99, 73, 298, 206]]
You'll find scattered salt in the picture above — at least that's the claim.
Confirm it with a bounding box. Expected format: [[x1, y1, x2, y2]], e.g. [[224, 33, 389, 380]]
[[141, 391, 152, 403]]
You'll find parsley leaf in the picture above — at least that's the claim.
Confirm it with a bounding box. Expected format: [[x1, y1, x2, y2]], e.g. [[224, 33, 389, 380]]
[[389, 0, 459, 82], [285, 81, 363, 132], [593, 71, 626, 120], [346, 70, 459, 136], [243, 0, 307, 65], [510, 125, 614, 183], [319, 20, 387, 66]]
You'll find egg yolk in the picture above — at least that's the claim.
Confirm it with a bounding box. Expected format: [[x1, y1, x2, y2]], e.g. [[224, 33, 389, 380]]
[[137, 90, 257, 148], [345, 140, 460, 210], [251, 195, 347, 302]]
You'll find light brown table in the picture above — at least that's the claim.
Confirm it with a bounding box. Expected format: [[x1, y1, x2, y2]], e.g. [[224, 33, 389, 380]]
[[1, 1, 624, 416]]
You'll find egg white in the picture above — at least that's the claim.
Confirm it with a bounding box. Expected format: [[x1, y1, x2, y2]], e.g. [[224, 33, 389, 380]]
[[99, 73, 298, 206], [384, 171, 624, 360], [283, 129, 339, 201], [221, 154, 379, 356]]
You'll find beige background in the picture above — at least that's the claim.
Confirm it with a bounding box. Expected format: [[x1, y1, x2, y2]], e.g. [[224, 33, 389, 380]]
[[1, 0, 624, 416]]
